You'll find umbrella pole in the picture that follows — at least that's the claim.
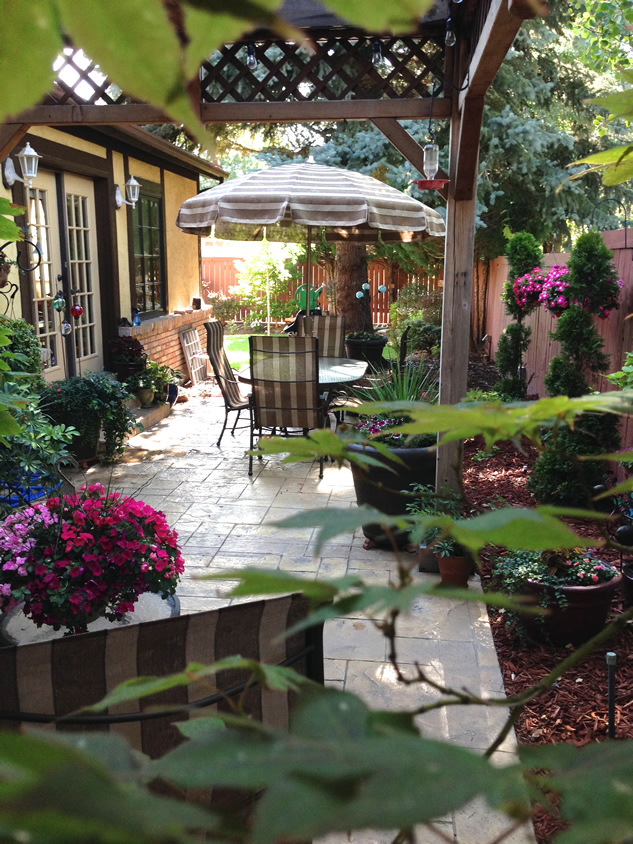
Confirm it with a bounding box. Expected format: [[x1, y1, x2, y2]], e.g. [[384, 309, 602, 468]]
[[305, 225, 312, 333]]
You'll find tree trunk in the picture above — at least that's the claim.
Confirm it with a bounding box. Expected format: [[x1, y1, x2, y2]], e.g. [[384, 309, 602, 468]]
[[470, 258, 489, 355], [335, 243, 372, 333]]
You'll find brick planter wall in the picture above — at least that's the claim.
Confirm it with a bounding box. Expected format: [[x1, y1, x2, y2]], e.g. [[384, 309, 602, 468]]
[[118, 308, 211, 380]]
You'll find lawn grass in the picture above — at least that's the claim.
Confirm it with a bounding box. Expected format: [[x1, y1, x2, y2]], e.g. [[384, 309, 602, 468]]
[[224, 332, 396, 366], [223, 335, 250, 368]]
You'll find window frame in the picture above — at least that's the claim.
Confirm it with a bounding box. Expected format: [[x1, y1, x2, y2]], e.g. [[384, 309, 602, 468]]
[[129, 180, 166, 319]]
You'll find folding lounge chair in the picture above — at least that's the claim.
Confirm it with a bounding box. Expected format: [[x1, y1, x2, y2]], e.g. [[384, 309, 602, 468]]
[[204, 320, 250, 446]]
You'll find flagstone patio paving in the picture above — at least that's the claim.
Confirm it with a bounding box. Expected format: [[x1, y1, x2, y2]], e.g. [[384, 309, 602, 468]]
[[80, 389, 535, 844]]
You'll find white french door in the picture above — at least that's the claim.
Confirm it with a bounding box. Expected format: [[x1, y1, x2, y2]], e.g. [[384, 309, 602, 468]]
[[27, 170, 103, 381]]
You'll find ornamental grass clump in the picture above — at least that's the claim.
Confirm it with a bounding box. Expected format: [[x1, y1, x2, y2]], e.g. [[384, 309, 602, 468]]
[[0, 483, 184, 634]]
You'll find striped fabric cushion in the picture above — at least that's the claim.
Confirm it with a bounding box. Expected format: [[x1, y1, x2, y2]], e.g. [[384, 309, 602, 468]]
[[0, 594, 322, 759], [298, 315, 346, 357], [176, 162, 445, 238], [249, 335, 321, 431], [204, 321, 248, 408]]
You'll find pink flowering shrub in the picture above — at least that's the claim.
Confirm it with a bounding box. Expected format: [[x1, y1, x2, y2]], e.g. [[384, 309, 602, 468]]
[[512, 267, 547, 313], [0, 483, 184, 633], [538, 265, 572, 318]]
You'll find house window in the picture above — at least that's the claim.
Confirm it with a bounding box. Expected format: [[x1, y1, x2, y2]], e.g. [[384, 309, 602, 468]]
[[132, 194, 165, 315]]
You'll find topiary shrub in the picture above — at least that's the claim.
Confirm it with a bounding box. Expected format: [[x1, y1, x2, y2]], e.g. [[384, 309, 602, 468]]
[[495, 232, 543, 399], [530, 231, 622, 504]]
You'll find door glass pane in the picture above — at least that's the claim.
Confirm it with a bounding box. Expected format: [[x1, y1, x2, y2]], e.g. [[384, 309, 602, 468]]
[[28, 188, 57, 369], [66, 190, 96, 360]]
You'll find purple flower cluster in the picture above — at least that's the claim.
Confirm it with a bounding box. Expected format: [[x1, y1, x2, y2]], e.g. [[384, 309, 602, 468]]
[[357, 415, 405, 447], [513, 267, 548, 312], [538, 265, 572, 318]]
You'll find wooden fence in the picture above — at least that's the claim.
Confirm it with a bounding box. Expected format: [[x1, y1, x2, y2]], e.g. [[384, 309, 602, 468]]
[[201, 257, 442, 325], [485, 228, 633, 446]]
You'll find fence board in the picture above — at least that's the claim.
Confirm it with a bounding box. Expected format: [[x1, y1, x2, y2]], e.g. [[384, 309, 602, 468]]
[[201, 256, 441, 326]]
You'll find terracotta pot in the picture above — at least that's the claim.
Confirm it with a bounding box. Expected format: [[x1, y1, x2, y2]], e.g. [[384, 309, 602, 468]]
[[438, 555, 472, 588], [520, 573, 622, 647], [347, 442, 436, 548]]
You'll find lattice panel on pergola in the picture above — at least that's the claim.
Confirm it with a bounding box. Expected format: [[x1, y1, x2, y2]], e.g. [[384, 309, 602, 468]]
[[51, 48, 131, 105], [200, 36, 445, 104]]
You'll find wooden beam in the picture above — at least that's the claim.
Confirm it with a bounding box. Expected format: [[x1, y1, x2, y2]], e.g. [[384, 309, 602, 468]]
[[452, 96, 484, 201], [437, 83, 479, 494], [201, 99, 452, 124], [0, 124, 30, 160], [459, 0, 527, 110], [371, 117, 449, 202], [4, 98, 453, 128], [5, 104, 174, 126]]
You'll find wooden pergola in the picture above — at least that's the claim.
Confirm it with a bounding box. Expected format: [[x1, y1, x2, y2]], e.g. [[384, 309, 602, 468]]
[[1, 0, 544, 488]]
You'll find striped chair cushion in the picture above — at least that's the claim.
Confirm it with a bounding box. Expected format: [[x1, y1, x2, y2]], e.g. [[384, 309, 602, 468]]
[[204, 320, 248, 409], [0, 594, 322, 760], [298, 315, 346, 357], [249, 335, 321, 431]]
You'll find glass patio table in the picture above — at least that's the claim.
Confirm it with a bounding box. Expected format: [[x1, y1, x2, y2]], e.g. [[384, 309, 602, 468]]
[[237, 356, 368, 391]]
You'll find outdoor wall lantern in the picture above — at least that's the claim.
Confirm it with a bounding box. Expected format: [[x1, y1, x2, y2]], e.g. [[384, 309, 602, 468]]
[[114, 175, 141, 210], [2, 142, 42, 190]]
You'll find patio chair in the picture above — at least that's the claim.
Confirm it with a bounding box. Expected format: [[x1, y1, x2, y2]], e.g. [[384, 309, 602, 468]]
[[248, 335, 328, 478], [298, 314, 346, 357], [204, 320, 250, 446], [0, 594, 323, 763]]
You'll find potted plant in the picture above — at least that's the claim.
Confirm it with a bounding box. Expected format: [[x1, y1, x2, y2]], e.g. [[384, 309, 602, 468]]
[[345, 330, 389, 367], [345, 364, 438, 548], [0, 386, 77, 518], [39, 374, 135, 463], [434, 538, 473, 588], [125, 369, 156, 408], [0, 483, 184, 636], [492, 548, 621, 646], [110, 335, 147, 382], [144, 360, 182, 404], [406, 483, 472, 583]]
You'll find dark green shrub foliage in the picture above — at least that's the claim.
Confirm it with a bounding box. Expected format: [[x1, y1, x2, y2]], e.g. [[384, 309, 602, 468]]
[[566, 230, 622, 318], [543, 355, 591, 399], [495, 323, 531, 398], [6, 318, 43, 386], [528, 413, 621, 505], [505, 232, 543, 282], [406, 320, 442, 354]]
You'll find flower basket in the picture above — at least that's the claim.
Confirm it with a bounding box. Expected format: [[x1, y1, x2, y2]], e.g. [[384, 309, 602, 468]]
[[0, 484, 184, 635]]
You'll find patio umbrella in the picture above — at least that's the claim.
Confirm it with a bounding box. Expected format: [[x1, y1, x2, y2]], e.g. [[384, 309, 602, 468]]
[[176, 161, 445, 309]]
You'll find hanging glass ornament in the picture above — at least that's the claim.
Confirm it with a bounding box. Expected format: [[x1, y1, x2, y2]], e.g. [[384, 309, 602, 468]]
[[52, 292, 66, 312], [378, 285, 387, 293], [70, 303, 83, 319], [362, 282, 370, 291], [60, 322, 72, 336], [355, 291, 364, 299]]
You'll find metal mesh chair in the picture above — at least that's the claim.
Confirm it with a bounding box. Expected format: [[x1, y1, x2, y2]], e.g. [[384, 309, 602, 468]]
[[297, 314, 346, 357], [248, 335, 328, 477], [204, 320, 250, 446]]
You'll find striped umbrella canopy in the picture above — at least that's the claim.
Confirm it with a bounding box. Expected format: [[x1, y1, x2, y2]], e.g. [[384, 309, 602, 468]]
[[176, 161, 445, 315], [176, 161, 445, 238]]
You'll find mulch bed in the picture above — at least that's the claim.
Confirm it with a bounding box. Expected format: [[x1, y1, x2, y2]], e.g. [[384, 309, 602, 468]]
[[462, 438, 633, 843]]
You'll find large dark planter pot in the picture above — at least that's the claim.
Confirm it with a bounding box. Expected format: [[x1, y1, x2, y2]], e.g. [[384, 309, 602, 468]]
[[520, 573, 622, 647], [114, 359, 146, 383], [347, 442, 436, 548], [345, 336, 388, 368], [51, 411, 100, 464], [620, 563, 633, 607]]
